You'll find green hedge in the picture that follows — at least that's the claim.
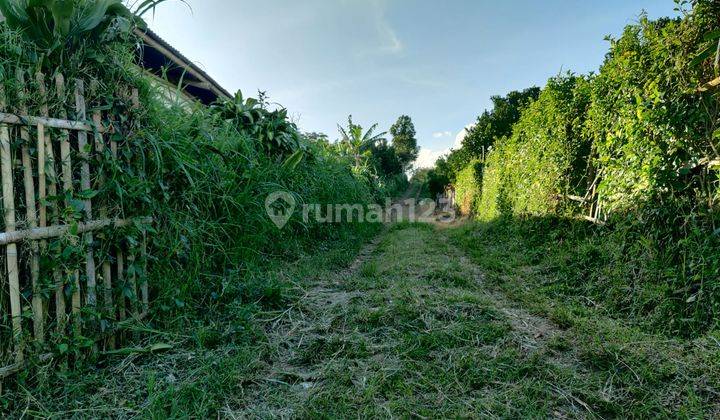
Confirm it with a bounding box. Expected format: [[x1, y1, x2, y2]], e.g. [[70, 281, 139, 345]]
[[458, 1, 720, 336], [454, 160, 483, 215], [476, 74, 592, 220], [588, 8, 719, 214]]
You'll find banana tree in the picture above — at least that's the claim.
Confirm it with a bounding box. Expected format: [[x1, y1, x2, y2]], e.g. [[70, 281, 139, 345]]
[[0, 0, 174, 58], [212, 90, 304, 158], [337, 115, 386, 169], [211, 90, 264, 131]]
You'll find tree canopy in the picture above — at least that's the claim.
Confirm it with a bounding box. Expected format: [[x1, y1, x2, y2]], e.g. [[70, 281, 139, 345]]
[[390, 115, 419, 170], [462, 87, 540, 158]]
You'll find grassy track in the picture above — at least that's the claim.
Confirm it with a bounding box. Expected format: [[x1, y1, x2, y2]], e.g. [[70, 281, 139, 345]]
[[233, 221, 719, 418], [234, 221, 719, 418], [6, 220, 719, 418]]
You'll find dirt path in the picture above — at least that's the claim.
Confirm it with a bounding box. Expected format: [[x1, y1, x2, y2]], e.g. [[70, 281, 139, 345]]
[[228, 233, 387, 418], [227, 219, 594, 418], [12, 215, 716, 417]]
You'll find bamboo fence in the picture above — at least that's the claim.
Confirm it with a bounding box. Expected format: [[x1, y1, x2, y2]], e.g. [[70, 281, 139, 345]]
[[0, 70, 152, 383]]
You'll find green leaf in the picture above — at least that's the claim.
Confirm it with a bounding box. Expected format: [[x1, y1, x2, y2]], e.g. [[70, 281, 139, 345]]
[[690, 44, 716, 68], [77, 189, 98, 199], [149, 343, 173, 353], [49, 0, 75, 37], [0, 0, 31, 28], [281, 150, 305, 172], [68, 222, 79, 236], [703, 29, 720, 42]]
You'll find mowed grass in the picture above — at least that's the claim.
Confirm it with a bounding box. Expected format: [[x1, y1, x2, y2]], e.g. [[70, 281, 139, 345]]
[[450, 219, 720, 418], [281, 224, 586, 418], [291, 223, 720, 418], [5, 221, 719, 418], [2, 226, 379, 418], [295, 224, 544, 418]]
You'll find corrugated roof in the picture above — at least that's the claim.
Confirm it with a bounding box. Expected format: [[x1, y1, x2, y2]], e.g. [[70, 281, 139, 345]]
[[135, 27, 232, 105], [0, 13, 229, 105]]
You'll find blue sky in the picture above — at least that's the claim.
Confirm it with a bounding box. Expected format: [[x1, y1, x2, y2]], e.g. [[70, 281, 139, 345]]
[[145, 0, 679, 168]]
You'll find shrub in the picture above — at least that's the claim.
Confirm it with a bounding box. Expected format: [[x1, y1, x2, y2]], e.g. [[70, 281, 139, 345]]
[[0, 4, 384, 354], [447, 1, 720, 336], [587, 8, 719, 215], [454, 160, 483, 215], [477, 74, 592, 219]]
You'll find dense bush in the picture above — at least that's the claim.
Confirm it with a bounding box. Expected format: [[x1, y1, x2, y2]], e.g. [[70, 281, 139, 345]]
[[138, 99, 379, 321], [454, 160, 483, 215], [444, 0, 720, 336], [477, 74, 592, 219], [432, 88, 540, 186], [462, 87, 540, 157], [0, 3, 384, 354], [588, 8, 719, 215]]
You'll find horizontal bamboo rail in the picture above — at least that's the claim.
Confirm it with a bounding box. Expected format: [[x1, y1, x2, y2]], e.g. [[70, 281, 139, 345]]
[[0, 217, 153, 246], [0, 112, 106, 132], [0, 354, 52, 379], [698, 76, 720, 92]]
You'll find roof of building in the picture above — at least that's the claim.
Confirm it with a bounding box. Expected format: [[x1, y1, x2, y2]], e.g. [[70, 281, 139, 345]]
[[0, 13, 230, 105], [135, 28, 232, 105]]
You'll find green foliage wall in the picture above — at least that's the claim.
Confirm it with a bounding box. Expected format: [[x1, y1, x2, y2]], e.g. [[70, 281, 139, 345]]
[[462, 87, 541, 157], [587, 8, 719, 215], [142, 103, 379, 318], [457, 1, 720, 336], [476, 74, 592, 219], [454, 160, 483, 215]]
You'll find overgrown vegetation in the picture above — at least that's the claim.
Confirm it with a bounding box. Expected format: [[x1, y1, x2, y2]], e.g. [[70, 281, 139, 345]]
[[0, 0, 409, 396], [450, 221, 720, 417], [477, 74, 592, 219], [3, 0, 719, 417], [426, 87, 540, 189], [336, 114, 411, 198], [430, 0, 720, 337]]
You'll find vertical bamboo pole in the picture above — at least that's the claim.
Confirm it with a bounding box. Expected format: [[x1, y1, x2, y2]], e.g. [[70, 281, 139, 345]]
[[0, 85, 23, 362], [75, 80, 97, 309], [140, 236, 149, 318], [17, 70, 44, 342], [129, 88, 141, 319], [56, 74, 82, 322], [127, 252, 139, 319], [589, 183, 597, 221], [90, 83, 115, 348], [117, 252, 126, 326], [38, 73, 66, 329], [109, 109, 124, 337]]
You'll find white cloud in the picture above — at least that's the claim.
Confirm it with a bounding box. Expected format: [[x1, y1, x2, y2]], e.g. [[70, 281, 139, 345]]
[[378, 22, 403, 55], [374, 1, 403, 55], [355, 0, 403, 57], [454, 125, 474, 149], [414, 123, 476, 170], [415, 147, 450, 169], [432, 131, 453, 139]]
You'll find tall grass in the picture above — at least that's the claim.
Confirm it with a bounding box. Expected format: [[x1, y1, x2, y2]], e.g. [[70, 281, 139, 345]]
[[0, 18, 383, 356], [128, 82, 381, 325]]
